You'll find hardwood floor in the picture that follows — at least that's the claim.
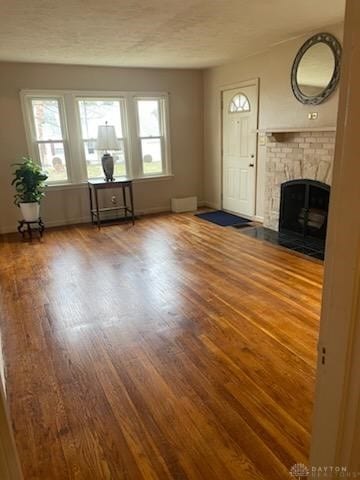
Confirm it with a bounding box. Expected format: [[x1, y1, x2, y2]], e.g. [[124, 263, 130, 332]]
[[0, 213, 323, 479]]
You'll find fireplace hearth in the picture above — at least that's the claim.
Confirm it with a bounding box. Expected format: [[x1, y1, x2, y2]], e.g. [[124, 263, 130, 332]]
[[238, 179, 330, 261]]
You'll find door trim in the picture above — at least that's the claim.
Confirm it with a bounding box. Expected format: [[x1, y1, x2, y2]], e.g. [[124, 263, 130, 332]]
[[220, 78, 260, 219], [0, 333, 23, 479], [310, 0, 360, 469]]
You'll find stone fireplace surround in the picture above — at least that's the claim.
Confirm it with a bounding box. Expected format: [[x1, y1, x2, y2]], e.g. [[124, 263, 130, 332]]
[[263, 130, 336, 231]]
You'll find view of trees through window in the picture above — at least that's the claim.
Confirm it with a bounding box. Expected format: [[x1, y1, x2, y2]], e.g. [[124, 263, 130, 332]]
[[137, 99, 163, 175], [25, 92, 169, 183], [32, 99, 68, 182], [78, 99, 126, 179]]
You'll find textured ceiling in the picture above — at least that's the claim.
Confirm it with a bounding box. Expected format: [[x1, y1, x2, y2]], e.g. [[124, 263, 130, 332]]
[[0, 0, 345, 68]]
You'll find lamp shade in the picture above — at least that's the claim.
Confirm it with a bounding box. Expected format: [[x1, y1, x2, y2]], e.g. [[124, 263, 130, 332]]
[[95, 124, 120, 151]]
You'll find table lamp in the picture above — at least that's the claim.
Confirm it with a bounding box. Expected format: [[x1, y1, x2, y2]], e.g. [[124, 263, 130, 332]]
[[95, 122, 120, 182]]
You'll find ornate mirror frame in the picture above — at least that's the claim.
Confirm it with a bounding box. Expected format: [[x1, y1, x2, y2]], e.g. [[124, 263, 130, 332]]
[[291, 32, 342, 105]]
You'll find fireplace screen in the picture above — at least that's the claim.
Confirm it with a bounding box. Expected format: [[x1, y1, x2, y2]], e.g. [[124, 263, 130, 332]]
[[279, 179, 330, 239]]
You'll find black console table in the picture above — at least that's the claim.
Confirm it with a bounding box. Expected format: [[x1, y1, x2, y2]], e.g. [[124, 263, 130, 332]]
[[88, 178, 135, 229]]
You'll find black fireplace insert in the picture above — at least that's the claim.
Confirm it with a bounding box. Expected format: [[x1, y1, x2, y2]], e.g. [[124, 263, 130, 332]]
[[279, 179, 330, 240]]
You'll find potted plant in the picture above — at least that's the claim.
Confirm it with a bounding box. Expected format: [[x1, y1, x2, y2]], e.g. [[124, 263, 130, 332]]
[[12, 156, 48, 222]]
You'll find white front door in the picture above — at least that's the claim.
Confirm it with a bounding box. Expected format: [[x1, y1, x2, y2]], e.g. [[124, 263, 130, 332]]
[[222, 84, 258, 217]]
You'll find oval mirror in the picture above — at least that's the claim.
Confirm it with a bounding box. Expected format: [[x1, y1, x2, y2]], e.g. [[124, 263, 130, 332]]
[[291, 33, 342, 105]]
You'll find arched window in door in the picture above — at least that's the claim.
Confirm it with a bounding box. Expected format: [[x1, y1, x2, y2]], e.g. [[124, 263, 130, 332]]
[[229, 93, 250, 113]]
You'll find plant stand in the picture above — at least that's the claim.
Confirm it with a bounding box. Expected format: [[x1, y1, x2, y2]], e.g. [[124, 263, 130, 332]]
[[17, 218, 45, 241]]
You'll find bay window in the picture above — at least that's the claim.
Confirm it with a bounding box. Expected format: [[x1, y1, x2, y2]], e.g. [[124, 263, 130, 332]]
[[21, 90, 171, 186]]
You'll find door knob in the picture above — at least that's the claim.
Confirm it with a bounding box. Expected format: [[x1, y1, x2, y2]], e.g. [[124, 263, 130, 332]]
[[250, 154, 255, 158], [249, 163, 255, 167]]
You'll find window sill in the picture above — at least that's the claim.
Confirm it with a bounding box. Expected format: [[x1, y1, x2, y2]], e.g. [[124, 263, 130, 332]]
[[46, 174, 174, 191], [133, 174, 174, 183], [46, 182, 88, 192]]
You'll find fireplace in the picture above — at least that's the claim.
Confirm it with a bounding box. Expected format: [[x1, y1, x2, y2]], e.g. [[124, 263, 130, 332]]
[[240, 130, 335, 260], [239, 178, 330, 259], [279, 179, 330, 240]]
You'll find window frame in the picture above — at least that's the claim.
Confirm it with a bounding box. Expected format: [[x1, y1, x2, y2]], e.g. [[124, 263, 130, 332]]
[[21, 93, 72, 185], [229, 93, 251, 113], [20, 89, 172, 187], [134, 96, 170, 178], [75, 96, 130, 181]]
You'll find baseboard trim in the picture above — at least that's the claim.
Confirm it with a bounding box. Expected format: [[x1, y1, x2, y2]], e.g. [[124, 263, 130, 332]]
[[44, 216, 90, 229], [0, 205, 174, 234], [253, 215, 264, 223], [201, 201, 220, 210], [0, 216, 90, 234], [134, 205, 171, 216]]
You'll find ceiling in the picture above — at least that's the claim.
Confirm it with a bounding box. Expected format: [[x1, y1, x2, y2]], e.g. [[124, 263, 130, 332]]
[[0, 0, 345, 69]]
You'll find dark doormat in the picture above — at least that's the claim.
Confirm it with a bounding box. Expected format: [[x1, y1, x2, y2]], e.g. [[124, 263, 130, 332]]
[[233, 223, 253, 229], [195, 210, 251, 227]]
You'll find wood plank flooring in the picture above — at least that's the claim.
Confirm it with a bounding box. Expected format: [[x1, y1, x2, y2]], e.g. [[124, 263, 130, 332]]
[[0, 213, 323, 479]]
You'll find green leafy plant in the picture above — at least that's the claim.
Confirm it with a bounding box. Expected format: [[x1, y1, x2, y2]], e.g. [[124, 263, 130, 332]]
[[12, 156, 48, 206]]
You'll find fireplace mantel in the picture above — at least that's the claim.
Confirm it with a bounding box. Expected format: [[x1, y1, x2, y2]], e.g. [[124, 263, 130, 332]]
[[258, 126, 336, 135]]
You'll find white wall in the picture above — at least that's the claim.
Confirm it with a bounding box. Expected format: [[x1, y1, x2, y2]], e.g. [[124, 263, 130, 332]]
[[0, 63, 203, 232], [203, 23, 343, 219]]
